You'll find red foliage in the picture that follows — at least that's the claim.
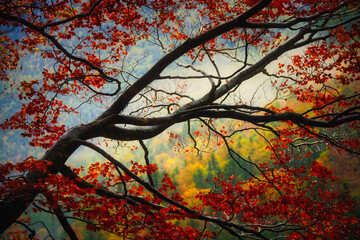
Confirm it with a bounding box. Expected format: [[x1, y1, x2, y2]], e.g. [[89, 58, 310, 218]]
[[1, 0, 360, 239]]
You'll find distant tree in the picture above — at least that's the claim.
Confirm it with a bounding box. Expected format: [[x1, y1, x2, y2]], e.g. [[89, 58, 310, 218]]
[[1, 0, 360, 239], [193, 168, 207, 189]]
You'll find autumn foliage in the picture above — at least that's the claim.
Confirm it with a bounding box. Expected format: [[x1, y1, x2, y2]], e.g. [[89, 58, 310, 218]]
[[1, 0, 360, 239]]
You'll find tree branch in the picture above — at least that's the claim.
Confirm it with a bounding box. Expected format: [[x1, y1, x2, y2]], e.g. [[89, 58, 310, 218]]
[[139, 140, 155, 187], [71, 138, 270, 239], [0, 11, 121, 87], [97, 107, 360, 130], [46, 196, 78, 240], [98, 0, 273, 118]]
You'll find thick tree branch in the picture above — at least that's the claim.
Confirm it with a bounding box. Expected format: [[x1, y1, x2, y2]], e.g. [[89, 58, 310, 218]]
[[96, 107, 360, 130], [98, 0, 273, 118], [46, 196, 78, 240]]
